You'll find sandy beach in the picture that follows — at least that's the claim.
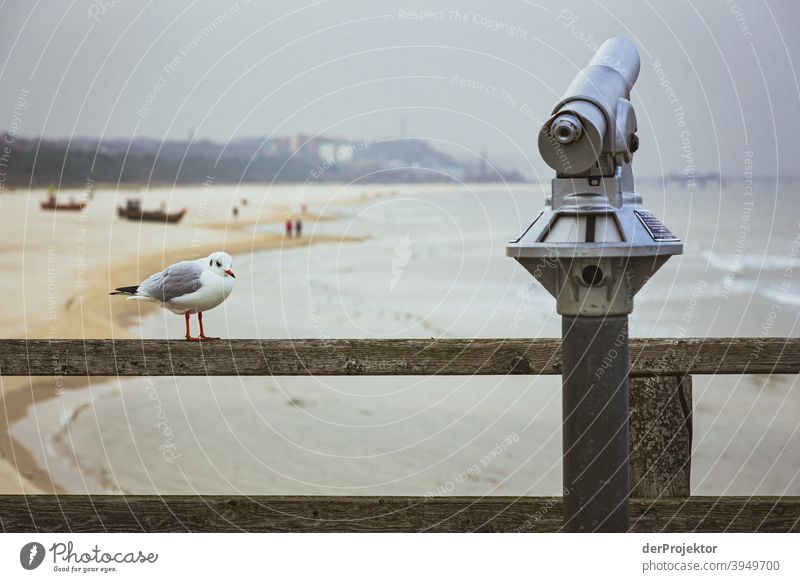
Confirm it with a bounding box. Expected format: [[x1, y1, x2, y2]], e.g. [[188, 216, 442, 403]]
[[0, 182, 369, 493]]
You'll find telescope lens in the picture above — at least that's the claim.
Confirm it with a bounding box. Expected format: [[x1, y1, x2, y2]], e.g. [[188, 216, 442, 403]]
[[550, 114, 583, 145], [555, 126, 572, 141]]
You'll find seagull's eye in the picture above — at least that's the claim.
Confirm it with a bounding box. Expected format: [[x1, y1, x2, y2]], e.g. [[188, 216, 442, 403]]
[[216, 261, 221, 267], [209, 260, 212, 266]]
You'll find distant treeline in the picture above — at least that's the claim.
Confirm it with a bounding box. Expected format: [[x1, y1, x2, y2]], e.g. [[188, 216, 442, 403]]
[[1, 135, 525, 188]]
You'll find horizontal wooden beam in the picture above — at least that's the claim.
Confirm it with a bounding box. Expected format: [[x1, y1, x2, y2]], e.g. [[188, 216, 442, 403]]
[[0, 338, 797, 376], [0, 495, 796, 532]]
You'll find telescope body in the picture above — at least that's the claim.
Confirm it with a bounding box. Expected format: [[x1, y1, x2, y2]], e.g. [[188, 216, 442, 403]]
[[507, 38, 684, 533], [508, 37, 681, 318], [538, 37, 641, 176]]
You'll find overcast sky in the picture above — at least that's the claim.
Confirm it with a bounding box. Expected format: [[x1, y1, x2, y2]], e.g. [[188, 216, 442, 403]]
[[1, 0, 798, 179]]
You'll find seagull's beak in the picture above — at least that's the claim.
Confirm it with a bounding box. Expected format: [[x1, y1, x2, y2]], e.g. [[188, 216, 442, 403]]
[[224, 269, 235, 278]]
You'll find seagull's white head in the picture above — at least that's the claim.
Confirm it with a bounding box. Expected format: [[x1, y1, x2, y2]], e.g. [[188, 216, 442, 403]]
[[207, 251, 235, 278]]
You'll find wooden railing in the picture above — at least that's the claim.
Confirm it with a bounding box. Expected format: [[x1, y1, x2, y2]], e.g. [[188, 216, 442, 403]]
[[1, 338, 798, 532]]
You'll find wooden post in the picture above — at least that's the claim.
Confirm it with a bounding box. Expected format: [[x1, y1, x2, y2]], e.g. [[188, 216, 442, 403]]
[[629, 375, 692, 498]]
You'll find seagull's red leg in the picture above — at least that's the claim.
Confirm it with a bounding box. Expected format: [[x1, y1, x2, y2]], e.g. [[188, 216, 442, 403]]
[[198, 311, 219, 340], [185, 311, 200, 341]]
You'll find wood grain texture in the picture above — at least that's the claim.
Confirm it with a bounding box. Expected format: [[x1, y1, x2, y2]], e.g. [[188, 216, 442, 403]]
[[630, 375, 692, 498], [0, 338, 797, 376], [0, 495, 797, 532]]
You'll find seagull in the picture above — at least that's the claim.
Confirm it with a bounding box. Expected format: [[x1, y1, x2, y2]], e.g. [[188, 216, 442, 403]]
[[111, 251, 235, 341]]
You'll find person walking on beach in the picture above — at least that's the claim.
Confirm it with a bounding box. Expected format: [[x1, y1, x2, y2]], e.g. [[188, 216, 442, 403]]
[[285, 218, 293, 237], [295, 218, 303, 238]]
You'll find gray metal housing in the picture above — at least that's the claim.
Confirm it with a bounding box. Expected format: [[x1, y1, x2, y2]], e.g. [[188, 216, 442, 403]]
[[508, 37, 682, 316], [506, 171, 682, 316]]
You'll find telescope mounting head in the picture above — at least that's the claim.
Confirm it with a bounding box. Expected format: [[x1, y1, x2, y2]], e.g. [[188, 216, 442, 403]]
[[507, 37, 683, 317]]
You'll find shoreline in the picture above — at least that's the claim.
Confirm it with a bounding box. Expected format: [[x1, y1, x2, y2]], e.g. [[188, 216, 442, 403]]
[[0, 182, 374, 494]]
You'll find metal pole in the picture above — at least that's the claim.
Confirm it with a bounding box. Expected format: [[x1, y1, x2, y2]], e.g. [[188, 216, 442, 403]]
[[561, 315, 630, 532]]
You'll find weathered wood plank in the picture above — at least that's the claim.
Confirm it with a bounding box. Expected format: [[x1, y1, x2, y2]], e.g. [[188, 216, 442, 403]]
[[0, 495, 796, 532], [630, 375, 692, 498], [630, 497, 800, 533], [0, 338, 797, 376]]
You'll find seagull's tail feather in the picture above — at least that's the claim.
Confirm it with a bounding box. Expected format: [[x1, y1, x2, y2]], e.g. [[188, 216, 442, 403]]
[[125, 295, 157, 303], [110, 287, 158, 304], [109, 285, 140, 296]]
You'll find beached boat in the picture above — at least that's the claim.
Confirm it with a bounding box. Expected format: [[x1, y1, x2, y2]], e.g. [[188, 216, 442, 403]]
[[40, 195, 87, 211], [117, 199, 187, 224]]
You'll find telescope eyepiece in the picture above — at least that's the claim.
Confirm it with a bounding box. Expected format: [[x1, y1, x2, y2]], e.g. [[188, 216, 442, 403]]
[[550, 114, 583, 145], [538, 37, 640, 175]]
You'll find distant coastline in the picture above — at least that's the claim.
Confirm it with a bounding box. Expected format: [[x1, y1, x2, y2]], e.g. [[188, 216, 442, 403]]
[[0, 133, 527, 189]]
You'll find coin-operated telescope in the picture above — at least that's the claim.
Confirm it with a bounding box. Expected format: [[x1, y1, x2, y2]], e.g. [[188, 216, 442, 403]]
[[507, 38, 683, 532]]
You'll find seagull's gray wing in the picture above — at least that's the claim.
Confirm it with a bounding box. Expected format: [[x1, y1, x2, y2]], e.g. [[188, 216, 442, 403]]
[[138, 260, 203, 302]]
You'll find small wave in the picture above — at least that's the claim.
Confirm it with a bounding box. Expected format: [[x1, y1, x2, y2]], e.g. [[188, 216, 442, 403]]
[[724, 277, 800, 307], [753, 284, 800, 307], [704, 251, 800, 273]]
